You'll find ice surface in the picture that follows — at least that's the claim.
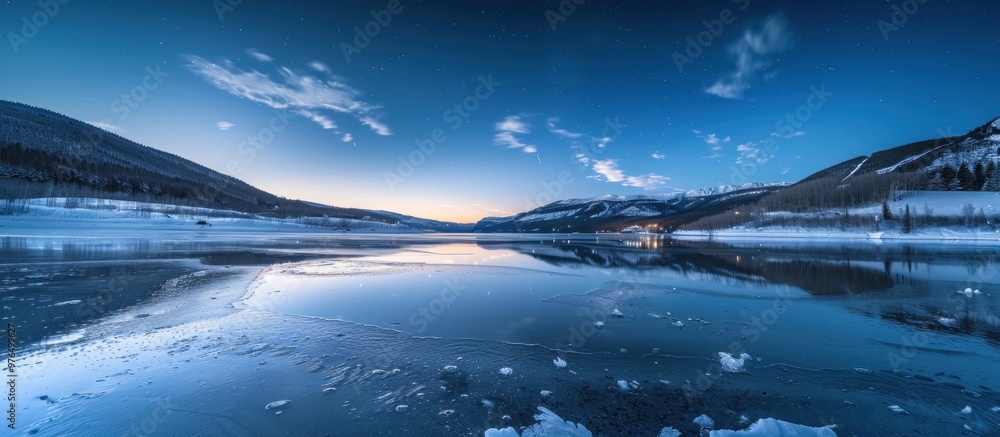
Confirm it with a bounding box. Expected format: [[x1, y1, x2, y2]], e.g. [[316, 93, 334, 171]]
[[264, 400, 291, 410], [694, 414, 715, 429], [484, 407, 593, 437], [708, 418, 837, 436], [719, 352, 752, 372], [658, 427, 682, 437], [553, 357, 567, 368], [500, 367, 513, 376]]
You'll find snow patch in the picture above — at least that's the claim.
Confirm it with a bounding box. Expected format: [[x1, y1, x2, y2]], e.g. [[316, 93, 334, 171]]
[[484, 407, 592, 437], [264, 400, 291, 410], [888, 405, 908, 414], [708, 418, 837, 436], [719, 352, 752, 372]]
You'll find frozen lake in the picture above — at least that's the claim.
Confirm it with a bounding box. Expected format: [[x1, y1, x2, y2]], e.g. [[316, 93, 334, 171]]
[[4, 233, 1000, 435]]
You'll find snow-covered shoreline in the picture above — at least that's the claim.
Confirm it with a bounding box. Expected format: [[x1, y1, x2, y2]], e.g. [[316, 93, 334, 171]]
[[672, 227, 1000, 243]]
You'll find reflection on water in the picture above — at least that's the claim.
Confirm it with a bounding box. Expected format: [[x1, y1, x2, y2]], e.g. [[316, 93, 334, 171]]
[[7, 233, 1000, 436]]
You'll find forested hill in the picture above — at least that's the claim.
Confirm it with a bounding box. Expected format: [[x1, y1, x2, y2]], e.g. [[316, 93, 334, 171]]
[[0, 100, 398, 221]]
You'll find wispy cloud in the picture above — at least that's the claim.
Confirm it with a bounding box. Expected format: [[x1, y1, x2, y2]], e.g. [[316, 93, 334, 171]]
[[546, 118, 584, 138], [341, 133, 353, 142], [706, 15, 793, 99], [246, 48, 273, 63], [651, 152, 666, 159], [216, 121, 234, 131], [698, 133, 731, 144], [586, 158, 672, 189], [770, 130, 806, 139], [736, 142, 770, 165], [360, 116, 392, 135], [185, 53, 391, 135], [309, 61, 330, 73], [87, 121, 125, 133], [295, 109, 337, 130], [494, 116, 536, 153]]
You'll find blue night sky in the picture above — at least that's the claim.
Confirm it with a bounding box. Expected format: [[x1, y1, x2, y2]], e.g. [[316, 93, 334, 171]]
[[2, 0, 998, 222]]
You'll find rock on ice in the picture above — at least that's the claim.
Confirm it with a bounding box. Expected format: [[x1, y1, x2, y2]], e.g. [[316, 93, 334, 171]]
[[719, 352, 752, 372]]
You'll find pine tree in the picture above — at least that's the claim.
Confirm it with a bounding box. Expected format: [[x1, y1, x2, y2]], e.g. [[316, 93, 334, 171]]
[[975, 162, 986, 189], [957, 163, 976, 191], [882, 200, 894, 221], [940, 164, 957, 188], [902, 203, 913, 234]]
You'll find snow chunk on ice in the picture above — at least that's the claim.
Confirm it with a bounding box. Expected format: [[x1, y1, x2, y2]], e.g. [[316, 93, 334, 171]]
[[719, 352, 752, 372], [708, 418, 837, 436], [484, 407, 593, 437], [444, 365, 458, 372], [594, 321, 605, 328], [888, 405, 908, 414], [694, 414, 715, 429], [658, 427, 682, 437], [611, 308, 624, 318], [499, 367, 513, 376], [616, 380, 630, 391], [937, 317, 958, 327], [52, 300, 81, 306], [672, 320, 684, 327], [956, 288, 982, 296], [264, 400, 291, 410], [482, 399, 495, 408], [961, 405, 972, 414], [991, 406, 1000, 412], [553, 357, 567, 368], [540, 390, 552, 397], [395, 404, 408, 412]]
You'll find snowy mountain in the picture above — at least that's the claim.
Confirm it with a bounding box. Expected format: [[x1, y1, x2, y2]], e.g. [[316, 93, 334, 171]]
[[802, 115, 1000, 188], [0, 101, 467, 231], [473, 184, 787, 233]]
